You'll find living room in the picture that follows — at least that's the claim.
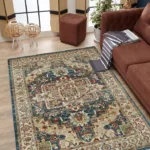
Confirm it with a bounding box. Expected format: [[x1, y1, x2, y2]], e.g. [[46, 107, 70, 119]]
[[0, 0, 150, 150]]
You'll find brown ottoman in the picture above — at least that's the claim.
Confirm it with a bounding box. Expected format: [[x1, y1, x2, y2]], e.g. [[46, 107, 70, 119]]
[[60, 13, 87, 46]]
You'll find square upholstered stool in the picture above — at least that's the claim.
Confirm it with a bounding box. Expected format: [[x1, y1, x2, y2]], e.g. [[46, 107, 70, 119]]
[[60, 13, 87, 46]]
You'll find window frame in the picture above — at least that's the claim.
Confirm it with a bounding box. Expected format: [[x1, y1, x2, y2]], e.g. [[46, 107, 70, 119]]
[[14, 0, 51, 29]]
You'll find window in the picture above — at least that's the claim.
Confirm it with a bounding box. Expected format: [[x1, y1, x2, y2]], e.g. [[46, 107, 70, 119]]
[[89, 0, 101, 27], [89, 0, 122, 27], [13, 0, 51, 31]]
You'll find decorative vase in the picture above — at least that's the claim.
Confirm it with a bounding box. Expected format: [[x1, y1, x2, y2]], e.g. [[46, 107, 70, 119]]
[[5, 20, 24, 50], [25, 23, 41, 47], [94, 25, 100, 43]]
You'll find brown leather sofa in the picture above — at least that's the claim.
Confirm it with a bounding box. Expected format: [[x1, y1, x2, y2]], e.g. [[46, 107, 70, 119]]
[[100, 3, 150, 113]]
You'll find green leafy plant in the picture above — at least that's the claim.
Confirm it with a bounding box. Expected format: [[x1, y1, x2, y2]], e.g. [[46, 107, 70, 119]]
[[90, 0, 121, 29]]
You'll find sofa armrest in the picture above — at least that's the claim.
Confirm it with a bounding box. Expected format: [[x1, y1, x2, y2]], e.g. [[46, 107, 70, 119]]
[[100, 8, 143, 47]]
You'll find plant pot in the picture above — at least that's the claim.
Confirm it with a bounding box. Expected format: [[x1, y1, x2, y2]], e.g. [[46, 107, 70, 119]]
[[94, 25, 100, 43]]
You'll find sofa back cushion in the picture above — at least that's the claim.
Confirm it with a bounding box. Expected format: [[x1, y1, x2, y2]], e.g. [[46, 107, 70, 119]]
[[134, 3, 150, 44]]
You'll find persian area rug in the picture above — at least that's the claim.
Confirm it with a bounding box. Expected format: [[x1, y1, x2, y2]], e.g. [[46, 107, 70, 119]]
[[8, 46, 150, 150]]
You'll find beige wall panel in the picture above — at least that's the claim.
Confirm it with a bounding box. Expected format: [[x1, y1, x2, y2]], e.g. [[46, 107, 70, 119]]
[[76, 0, 89, 17], [60, 0, 67, 11], [76, 0, 89, 16], [50, 13, 67, 33], [0, 0, 5, 16], [76, 0, 89, 10], [50, 0, 59, 11], [50, 0, 67, 32], [50, 14, 59, 32], [0, 0, 15, 38], [50, 15, 59, 22], [0, 20, 7, 27], [0, 20, 9, 38], [76, 0, 85, 10], [50, 0, 67, 11], [5, 0, 15, 16]]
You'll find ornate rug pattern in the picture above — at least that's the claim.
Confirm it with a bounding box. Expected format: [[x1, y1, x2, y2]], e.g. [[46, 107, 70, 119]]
[[8, 47, 150, 150]]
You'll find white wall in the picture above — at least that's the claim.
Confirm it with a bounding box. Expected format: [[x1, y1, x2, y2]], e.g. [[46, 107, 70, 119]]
[[67, 0, 76, 14]]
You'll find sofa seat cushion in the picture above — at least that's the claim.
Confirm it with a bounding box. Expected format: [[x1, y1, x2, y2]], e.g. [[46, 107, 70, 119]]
[[134, 3, 150, 44], [126, 62, 150, 110], [112, 40, 150, 74]]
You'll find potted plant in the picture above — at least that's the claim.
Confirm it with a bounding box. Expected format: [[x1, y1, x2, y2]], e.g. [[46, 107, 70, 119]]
[[90, 0, 120, 42]]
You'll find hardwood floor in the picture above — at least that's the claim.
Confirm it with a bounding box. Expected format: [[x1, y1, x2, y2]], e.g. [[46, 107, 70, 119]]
[[0, 33, 99, 150]]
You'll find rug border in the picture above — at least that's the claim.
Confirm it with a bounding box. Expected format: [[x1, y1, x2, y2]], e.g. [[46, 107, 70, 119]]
[[138, 147, 150, 150], [8, 59, 20, 150], [110, 70, 150, 150], [7, 46, 150, 150], [111, 70, 150, 127]]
